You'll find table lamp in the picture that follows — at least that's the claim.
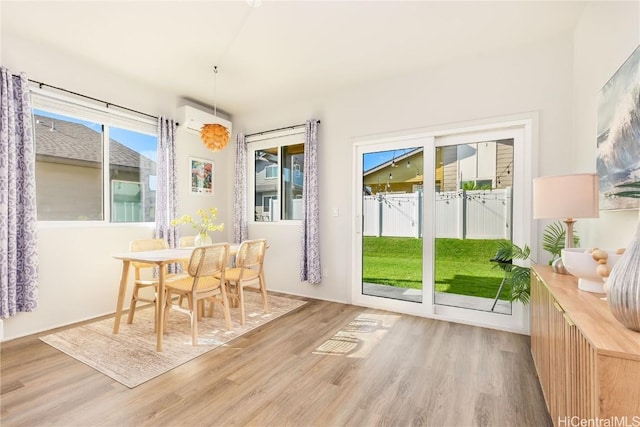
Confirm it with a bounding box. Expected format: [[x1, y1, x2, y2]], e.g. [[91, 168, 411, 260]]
[[533, 173, 599, 272]]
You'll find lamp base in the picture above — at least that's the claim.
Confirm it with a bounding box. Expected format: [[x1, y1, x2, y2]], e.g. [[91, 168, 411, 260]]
[[578, 278, 606, 294], [564, 218, 576, 249]]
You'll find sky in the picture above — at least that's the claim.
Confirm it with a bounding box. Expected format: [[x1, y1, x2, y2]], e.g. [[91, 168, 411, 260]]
[[363, 148, 415, 171]]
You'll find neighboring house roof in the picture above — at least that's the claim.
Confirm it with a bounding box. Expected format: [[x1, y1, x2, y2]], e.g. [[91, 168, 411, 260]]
[[363, 148, 424, 192], [34, 114, 155, 170]]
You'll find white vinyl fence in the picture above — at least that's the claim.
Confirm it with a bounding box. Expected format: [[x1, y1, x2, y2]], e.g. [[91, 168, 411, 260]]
[[363, 188, 512, 240], [258, 198, 301, 221], [112, 202, 142, 222]]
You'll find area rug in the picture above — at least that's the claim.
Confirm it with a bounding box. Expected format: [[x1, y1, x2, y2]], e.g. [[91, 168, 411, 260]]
[[40, 293, 306, 388]]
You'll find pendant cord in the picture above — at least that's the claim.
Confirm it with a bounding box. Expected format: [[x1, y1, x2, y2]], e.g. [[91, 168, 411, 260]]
[[213, 66, 218, 117]]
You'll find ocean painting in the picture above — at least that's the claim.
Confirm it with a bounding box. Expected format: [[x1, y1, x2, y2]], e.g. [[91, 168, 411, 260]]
[[597, 45, 640, 210]]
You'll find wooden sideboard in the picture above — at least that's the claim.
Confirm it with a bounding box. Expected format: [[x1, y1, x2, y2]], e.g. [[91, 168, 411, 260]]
[[530, 265, 640, 424]]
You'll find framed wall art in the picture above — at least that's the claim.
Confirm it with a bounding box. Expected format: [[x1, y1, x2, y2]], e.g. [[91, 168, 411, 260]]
[[189, 157, 214, 195], [596, 44, 640, 210]]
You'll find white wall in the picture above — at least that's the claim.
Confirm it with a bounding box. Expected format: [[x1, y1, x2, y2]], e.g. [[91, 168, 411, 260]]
[[572, 1, 640, 249], [232, 32, 575, 307], [0, 34, 234, 340]]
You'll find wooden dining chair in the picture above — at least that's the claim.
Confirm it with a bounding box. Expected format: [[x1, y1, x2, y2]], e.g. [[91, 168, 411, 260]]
[[178, 236, 196, 272], [217, 239, 268, 326], [176, 235, 197, 307], [163, 243, 232, 345], [179, 235, 196, 248], [127, 238, 176, 329]]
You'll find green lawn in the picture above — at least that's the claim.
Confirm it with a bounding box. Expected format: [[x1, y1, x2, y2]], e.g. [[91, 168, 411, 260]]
[[363, 236, 511, 300]]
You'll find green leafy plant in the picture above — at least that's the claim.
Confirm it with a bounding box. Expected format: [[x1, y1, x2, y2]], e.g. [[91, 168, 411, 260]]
[[542, 221, 580, 265], [461, 181, 492, 191], [493, 240, 531, 304]]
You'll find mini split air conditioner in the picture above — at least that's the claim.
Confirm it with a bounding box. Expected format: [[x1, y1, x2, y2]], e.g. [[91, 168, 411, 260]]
[[177, 105, 232, 136]]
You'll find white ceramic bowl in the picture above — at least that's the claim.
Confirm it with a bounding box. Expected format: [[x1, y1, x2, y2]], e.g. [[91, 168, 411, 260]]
[[561, 248, 623, 293]]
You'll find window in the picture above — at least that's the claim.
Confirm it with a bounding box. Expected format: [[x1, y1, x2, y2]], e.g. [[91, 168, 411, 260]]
[[265, 165, 277, 179], [250, 130, 305, 222], [32, 97, 157, 223], [34, 111, 104, 220], [109, 126, 157, 222]]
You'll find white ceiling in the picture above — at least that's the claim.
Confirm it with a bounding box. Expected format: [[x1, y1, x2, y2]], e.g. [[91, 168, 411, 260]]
[[2, 1, 586, 116]]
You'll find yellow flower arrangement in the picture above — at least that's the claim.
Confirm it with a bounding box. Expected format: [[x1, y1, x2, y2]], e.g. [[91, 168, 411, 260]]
[[171, 208, 224, 236]]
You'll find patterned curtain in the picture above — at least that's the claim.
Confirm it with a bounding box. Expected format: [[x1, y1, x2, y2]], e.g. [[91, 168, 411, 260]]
[[300, 119, 321, 284], [233, 133, 248, 243], [154, 117, 179, 272], [0, 67, 39, 318]]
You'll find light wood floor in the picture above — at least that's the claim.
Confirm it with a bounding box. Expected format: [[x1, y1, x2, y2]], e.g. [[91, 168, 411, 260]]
[[1, 296, 551, 426]]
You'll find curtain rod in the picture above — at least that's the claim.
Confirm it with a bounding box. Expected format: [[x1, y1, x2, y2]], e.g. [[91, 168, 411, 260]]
[[28, 79, 178, 125], [245, 120, 320, 138]]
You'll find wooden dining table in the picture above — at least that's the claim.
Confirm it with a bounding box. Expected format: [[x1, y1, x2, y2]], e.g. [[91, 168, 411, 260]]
[[112, 244, 240, 352], [112, 248, 193, 351]]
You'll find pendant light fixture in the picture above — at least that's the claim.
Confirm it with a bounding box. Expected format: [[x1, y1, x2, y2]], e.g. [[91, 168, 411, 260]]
[[200, 66, 230, 151]]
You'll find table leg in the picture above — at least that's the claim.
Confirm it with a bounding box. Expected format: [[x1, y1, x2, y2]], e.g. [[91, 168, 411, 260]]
[[156, 265, 166, 352], [113, 260, 131, 334]]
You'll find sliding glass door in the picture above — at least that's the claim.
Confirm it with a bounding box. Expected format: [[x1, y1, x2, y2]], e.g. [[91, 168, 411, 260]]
[[426, 125, 531, 331], [361, 146, 425, 303], [432, 139, 514, 315], [353, 138, 432, 317], [352, 116, 533, 333]]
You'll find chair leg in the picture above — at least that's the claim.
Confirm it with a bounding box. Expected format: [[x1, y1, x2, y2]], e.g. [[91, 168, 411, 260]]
[[127, 287, 139, 324], [129, 285, 159, 332], [259, 275, 269, 313], [239, 285, 246, 326], [197, 300, 204, 320], [221, 294, 233, 330], [208, 298, 216, 317], [190, 305, 198, 346], [163, 290, 172, 334], [226, 280, 239, 308]]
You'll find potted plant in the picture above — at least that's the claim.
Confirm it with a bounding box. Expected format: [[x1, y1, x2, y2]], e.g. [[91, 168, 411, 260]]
[[542, 221, 580, 273], [493, 241, 531, 304], [171, 207, 224, 246], [492, 221, 577, 305]]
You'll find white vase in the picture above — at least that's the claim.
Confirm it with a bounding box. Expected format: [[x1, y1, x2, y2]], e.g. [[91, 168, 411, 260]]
[[606, 220, 640, 332], [194, 232, 212, 247]]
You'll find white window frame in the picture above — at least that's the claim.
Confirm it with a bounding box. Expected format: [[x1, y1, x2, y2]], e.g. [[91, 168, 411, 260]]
[[31, 86, 157, 225], [247, 127, 305, 224]]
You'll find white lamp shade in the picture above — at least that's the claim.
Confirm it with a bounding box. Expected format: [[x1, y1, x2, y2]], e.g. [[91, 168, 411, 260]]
[[533, 173, 600, 219]]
